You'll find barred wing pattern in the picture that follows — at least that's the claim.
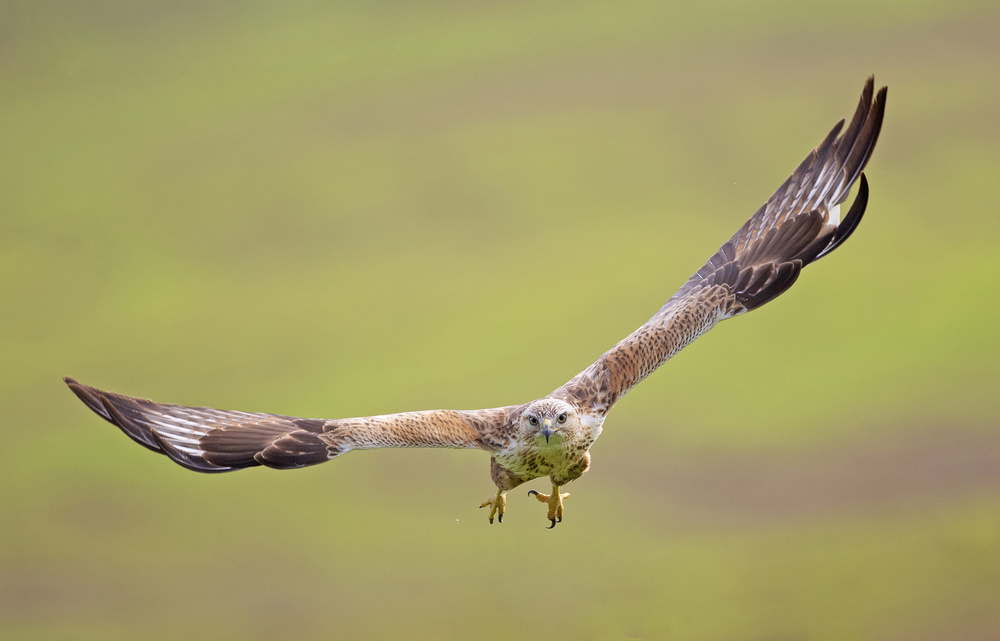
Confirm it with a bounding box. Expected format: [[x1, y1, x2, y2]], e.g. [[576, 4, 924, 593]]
[[65, 78, 886, 490], [552, 78, 886, 417], [65, 378, 510, 473]]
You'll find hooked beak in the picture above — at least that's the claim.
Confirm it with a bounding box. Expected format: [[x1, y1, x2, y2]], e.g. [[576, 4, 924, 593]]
[[542, 418, 553, 443]]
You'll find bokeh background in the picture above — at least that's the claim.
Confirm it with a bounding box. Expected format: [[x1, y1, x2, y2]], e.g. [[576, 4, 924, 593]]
[[3, 1, 999, 639]]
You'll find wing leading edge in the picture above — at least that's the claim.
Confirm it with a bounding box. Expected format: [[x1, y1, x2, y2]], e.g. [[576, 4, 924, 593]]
[[552, 78, 887, 416]]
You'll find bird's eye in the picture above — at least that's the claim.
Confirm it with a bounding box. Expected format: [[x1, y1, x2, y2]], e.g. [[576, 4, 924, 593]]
[[528, 416, 538, 426], [557, 412, 568, 424]]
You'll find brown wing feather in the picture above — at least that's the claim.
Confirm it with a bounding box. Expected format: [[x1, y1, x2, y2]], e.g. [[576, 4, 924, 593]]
[[65, 377, 511, 473], [552, 78, 886, 416]]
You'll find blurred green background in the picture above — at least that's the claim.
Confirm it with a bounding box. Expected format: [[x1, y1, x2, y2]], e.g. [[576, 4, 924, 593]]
[[3, 1, 999, 639]]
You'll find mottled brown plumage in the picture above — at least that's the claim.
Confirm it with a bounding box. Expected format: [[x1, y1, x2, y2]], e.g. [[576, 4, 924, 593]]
[[65, 78, 887, 527]]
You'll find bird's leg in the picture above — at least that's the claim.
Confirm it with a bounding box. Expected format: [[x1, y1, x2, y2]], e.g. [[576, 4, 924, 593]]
[[528, 483, 570, 529], [479, 489, 506, 524]]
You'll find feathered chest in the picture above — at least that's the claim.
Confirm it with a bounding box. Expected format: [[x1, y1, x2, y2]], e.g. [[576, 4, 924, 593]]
[[493, 411, 604, 480]]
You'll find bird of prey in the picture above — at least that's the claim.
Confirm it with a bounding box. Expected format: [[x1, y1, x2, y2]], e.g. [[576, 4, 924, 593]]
[[66, 77, 887, 528]]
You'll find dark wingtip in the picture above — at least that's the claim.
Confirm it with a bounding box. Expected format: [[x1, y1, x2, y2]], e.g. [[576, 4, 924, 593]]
[[863, 74, 875, 96], [872, 83, 888, 142], [65, 377, 164, 454], [64, 377, 113, 421], [64, 376, 85, 395], [98, 395, 164, 454], [816, 173, 869, 261]]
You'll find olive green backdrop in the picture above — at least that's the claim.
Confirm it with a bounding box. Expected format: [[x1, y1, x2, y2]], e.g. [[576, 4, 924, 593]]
[[3, 1, 998, 639]]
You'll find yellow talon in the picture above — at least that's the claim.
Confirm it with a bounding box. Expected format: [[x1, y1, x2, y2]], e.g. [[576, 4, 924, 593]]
[[528, 485, 570, 528], [479, 489, 506, 524]]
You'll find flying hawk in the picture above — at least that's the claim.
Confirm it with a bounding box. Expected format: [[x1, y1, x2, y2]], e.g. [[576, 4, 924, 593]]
[[66, 77, 887, 528]]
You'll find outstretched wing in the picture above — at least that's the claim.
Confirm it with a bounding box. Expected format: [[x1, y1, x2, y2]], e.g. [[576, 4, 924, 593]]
[[65, 377, 511, 473], [552, 77, 887, 416]]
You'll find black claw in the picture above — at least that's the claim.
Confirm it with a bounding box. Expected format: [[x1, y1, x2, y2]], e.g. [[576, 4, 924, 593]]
[[558, 516, 563, 523], [527, 489, 538, 497], [488, 517, 494, 524], [546, 518, 557, 529], [498, 513, 503, 523]]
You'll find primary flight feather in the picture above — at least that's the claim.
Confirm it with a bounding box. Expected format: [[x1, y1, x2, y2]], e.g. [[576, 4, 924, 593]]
[[66, 77, 887, 528]]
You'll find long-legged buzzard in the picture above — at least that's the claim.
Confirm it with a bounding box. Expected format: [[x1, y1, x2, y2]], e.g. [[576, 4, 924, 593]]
[[67, 78, 886, 528]]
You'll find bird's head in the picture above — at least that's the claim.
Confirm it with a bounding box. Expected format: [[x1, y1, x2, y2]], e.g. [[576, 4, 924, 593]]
[[518, 399, 578, 447]]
